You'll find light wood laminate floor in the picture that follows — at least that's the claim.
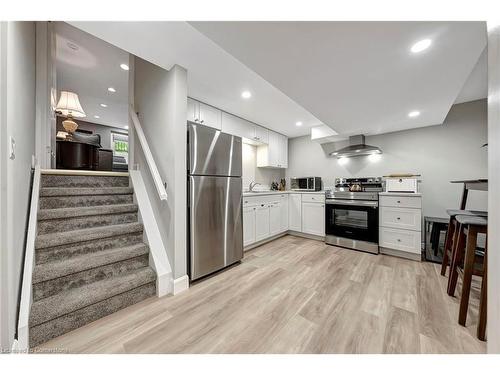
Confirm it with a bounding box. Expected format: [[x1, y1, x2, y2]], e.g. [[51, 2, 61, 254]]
[[36, 235, 486, 353]]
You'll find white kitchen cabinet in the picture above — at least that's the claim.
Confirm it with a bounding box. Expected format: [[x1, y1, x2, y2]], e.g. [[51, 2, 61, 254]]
[[269, 202, 281, 236], [255, 204, 270, 242], [187, 98, 222, 130], [256, 130, 288, 168], [254, 125, 269, 144], [301, 201, 325, 236], [289, 193, 302, 232], [221, 112, 254, 140], [243, 206, 257, 247], [279, 194, 289, 232], [379, 193, 422, 261]]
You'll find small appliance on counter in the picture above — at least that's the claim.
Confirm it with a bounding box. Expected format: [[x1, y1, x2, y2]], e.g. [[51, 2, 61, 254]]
[[384, 174, 420, 193], [290, 177, 322, 191], [325, 177, 383, 254]]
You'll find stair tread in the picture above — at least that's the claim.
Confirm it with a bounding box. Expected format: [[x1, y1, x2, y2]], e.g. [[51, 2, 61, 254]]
[[30, 267, 156, 327], [33, 243, 149, 283], [35, 222, 144, 249], [38, 204, 138, 220], [40, 187, 133, 196]]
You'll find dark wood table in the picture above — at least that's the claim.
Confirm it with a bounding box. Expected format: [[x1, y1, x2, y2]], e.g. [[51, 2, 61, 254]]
[[450, 179, 488, 209]]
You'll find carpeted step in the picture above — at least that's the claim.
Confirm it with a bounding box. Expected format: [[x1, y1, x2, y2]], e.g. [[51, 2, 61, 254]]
[[30, 267, 156, 327], [38, 203, 138, 221], [35, 223, 144, 250], [40, 186, 133, 197], [39, 193, 133, 209], [41, 174, 129, 188], [38, 209, 138, 234], [33, 244, 150, 301], [30, 275, 156, 347], [35, 232, 144, 265]]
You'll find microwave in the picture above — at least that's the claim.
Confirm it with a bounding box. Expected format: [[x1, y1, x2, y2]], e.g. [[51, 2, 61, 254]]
[[290, 177, 322, 191]]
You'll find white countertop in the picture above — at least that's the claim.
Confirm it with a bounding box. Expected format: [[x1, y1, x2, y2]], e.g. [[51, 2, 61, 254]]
[[243, 190, 324, 197], [379, 192, 422, 197]]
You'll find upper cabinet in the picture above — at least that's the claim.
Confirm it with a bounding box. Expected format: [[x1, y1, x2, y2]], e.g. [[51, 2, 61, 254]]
[[221, 112, 269, 144], [187, 98, 222, 130], [256, 130, 288, 169]]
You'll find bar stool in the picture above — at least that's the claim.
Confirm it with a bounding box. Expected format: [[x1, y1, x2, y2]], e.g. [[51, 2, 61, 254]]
[[440, 209, 487, 277], [447, 214, 487, 341]]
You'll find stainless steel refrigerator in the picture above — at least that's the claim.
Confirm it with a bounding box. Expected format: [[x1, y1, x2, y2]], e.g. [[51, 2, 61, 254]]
[[187, 123, 243, 280]]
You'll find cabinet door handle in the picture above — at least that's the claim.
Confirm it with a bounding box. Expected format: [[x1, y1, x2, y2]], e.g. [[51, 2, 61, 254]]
[[200, 120, 204, 123], [397, 217, 401, 220], [397, 238, 402, 242], [397, 200, 401, 203], [195, 118, 199, 122]]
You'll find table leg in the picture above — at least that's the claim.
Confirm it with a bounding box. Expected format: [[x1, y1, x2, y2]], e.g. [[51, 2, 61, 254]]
[[459, 184, 468, 210]]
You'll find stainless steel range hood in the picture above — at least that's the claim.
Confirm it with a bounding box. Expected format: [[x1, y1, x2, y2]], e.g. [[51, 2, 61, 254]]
[[330, 135, 382, 158]]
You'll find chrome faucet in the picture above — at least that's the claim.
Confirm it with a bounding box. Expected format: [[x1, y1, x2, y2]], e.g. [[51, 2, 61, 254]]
[[249, 181, 261, 192]]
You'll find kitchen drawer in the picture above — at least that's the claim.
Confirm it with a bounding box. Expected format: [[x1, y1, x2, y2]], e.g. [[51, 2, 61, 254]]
[[379, 195, 421, 209], [380, 227, 421, 254], [243, 194, 281, 207], [301, 194, 325, 203], [380, 207, 421, 231]]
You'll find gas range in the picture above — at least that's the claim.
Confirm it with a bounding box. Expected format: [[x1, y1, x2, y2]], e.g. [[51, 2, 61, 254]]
[[324, 177, 383, 254]]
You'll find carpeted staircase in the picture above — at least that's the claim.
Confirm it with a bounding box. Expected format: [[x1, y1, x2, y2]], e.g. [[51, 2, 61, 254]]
[[29, 172, 157, 347]]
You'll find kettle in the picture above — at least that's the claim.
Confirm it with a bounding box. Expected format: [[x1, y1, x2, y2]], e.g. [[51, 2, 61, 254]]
[[349, 183, 362, 192]]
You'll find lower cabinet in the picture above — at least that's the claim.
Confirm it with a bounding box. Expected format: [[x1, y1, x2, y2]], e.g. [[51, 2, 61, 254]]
[[269, 201, 281, 236], [255, 204, 270, 242], [301, 201, 325, 236], [289, 193, 302, 231], [243, 206, 257, 247], [279, 194, 289, 232]]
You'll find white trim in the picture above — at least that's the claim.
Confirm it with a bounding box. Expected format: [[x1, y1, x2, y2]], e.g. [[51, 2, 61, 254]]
[[11, 339, 19, 354], [244, 232, 288, 251], [17, 165, 41, 351], [40, 169, 129, 177], [380, 247, 422, 261], [129, 105, 168, 201], [129, 170, 172, 297], [171, 275, 189, 295]]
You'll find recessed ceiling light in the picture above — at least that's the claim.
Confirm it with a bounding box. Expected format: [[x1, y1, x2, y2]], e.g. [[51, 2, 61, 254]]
[[295, 121, 303, 127], [108, 87, 116, 93], [94, 115, 100, 119], [408, 110, 420, 118], [241, 91, 252, 99], [411, 39, 432, 53], [120, 63, 129, 71], [100, 103, 108, 108]]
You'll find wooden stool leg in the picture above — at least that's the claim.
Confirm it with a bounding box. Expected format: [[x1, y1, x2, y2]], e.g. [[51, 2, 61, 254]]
[[478, 242, 487, 341], [441, 218, 455, 276], [459, 225, 478, 326], [447, 224, 465, 296]]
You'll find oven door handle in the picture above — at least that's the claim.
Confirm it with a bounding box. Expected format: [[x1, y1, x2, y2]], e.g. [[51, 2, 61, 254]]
[[325, 199, 378, 207]]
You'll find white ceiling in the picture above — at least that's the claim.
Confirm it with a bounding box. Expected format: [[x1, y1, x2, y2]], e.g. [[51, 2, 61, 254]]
[[55, 22, 129, 129], [68, 21, 323, 137], [454, 46, 487, 104], [190, 21, 487, 136]]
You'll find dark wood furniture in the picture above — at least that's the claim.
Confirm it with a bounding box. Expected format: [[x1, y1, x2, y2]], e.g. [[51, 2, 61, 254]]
[[56, 139, 99, 170], [424, 216, 448, 256], [447, 214, 487, 341]]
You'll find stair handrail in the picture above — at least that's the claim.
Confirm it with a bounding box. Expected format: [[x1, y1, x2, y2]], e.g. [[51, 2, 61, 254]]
[[129, 105, 168, 201], [17, 164, 41, 350]]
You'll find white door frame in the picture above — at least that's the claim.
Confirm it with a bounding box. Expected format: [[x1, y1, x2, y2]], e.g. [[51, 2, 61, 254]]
[[35, 21, 56, 169]]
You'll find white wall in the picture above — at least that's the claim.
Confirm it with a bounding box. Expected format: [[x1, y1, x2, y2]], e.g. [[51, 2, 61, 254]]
[[487, 23, 500, 354], [134, 58, 188, 281], [0, 22, 36, 350], [287, 99, 488, 219], [242, 143, 285, 190]]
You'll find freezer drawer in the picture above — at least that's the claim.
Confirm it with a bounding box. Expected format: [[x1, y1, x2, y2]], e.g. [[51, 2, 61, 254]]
[[189, 175, 243, 280]]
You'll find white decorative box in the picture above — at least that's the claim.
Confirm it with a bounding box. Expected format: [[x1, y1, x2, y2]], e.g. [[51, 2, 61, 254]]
[[385, 177, 418, 193]]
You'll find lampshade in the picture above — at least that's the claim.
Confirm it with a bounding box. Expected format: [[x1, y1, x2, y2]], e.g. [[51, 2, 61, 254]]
[[56, 91, 86, 118]]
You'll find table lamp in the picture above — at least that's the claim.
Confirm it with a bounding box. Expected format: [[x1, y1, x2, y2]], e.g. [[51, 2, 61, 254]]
[[55, 91, 86, 139]]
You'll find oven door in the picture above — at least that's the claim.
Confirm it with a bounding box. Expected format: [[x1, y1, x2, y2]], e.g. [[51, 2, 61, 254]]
[[325, 199, 379, 244]]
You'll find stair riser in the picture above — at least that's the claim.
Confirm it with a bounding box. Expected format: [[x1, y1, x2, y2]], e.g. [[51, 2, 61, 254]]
[[38, 212, 138, 234], [35, 233, 144, 264], [39, 194, 133, 209], [30, 282, 156, 348], [33, 254, 150, 301], [41, 175, 129, 188]]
